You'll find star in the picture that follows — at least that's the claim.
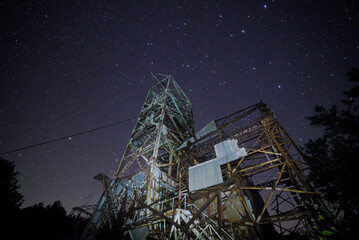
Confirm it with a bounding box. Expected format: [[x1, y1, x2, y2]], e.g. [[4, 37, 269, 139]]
[[0, 0, 356, 216]]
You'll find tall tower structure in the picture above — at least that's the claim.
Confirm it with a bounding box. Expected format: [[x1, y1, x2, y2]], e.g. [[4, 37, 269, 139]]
[[81, 73, 194, 239], [79, 74, 321, 239]]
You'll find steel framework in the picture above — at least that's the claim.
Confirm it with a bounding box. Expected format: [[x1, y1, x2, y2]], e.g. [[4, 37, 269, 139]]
[[79, 74, 321, 240]]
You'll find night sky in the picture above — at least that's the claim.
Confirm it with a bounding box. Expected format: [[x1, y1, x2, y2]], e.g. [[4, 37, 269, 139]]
[[1, 0, 358, 212]]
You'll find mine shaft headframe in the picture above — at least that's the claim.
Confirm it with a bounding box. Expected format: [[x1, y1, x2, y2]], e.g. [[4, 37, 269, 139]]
[[115, 73, 194, 178], [81, 74, 195, 240]]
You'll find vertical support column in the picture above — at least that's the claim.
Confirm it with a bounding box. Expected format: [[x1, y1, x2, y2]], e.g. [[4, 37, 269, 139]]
[[217, 191, 222, 237], [168, 153, 173, 177]]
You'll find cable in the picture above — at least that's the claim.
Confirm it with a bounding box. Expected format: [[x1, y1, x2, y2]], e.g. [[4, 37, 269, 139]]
[[83, 180, 97, 206], [0, 117, 135, 155]]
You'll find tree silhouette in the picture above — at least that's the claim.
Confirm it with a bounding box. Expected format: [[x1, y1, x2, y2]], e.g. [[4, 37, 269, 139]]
[[0, 157, 84, 239], [0, 157, 24, 211], [305, 68, 359, 239], [19, 201, 72, 240], [1, 157, 24, 239]]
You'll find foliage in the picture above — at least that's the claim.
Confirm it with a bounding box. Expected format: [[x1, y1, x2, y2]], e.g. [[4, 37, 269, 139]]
[[18, 201, 78, 240], [0, 157, 24, 211], [305, 68, 359, 240], [0, 157, 83, 239]]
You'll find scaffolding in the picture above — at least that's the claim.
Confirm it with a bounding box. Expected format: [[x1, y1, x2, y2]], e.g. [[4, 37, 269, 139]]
[[79, 73, 321, 239]]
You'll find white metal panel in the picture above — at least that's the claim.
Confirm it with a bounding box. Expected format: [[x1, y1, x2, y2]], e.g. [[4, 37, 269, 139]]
[[188, 159, 223, 192], [189, 139, 247, 192], [215, 139, 247, 164]]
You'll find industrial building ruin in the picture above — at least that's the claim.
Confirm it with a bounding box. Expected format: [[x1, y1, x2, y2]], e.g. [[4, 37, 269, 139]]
[[74, 73, 322, 239]]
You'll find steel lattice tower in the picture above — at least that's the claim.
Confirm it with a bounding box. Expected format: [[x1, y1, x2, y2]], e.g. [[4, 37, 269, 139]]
[[81, 73, 194, 239], [79, 74, 322, 240]]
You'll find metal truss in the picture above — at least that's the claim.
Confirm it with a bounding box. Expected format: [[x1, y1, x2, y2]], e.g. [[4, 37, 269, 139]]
[[178, 102, 320, 239], [79, 75, 321, 240], [80, 73, 194, 239]]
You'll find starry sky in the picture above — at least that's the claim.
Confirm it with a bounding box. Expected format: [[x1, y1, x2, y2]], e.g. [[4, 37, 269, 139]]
[[1, 0, 358, 212]]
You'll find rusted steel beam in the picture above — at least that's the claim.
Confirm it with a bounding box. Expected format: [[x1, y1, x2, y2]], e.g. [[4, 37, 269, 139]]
[[257, 163, 286, 223], [214, 103, 263, 130], [185, 192, 218, 228], [221, 189, 235, 212], [259, 211, 312, 224], [217, 191, 223, 236], [240, 162, 284, 177], [116, 154, 138, 179], [272, 188, 317, 195], [238, 158, 281, 173], [236, 186, 315, 194], [264, 121, 313, 192], [134, 188, 180, 211], [137, 199, 195, 238], [233, 180, 256, 224]]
